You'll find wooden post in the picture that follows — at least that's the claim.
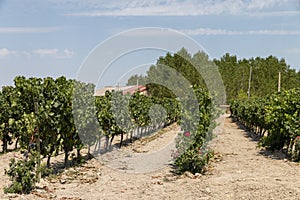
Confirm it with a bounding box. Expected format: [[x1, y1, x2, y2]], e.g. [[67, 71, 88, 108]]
[[278, 71, 281, 92], [247, 65, 252, 99]]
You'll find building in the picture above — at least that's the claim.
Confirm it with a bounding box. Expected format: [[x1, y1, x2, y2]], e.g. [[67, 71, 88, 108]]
[[94, 85, 147, 96]]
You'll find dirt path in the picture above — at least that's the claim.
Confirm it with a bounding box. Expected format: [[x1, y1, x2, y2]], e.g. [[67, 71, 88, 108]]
[[98, 123, 179, 173], [2, 114, 300, 200], [203, 115, 300, 199]]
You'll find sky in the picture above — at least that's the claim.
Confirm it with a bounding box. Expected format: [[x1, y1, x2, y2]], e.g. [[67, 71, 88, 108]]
[[0, 0, 300, 88]]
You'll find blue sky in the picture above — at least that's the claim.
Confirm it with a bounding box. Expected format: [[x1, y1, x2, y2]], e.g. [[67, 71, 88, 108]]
[[0, 0, 300, 88]]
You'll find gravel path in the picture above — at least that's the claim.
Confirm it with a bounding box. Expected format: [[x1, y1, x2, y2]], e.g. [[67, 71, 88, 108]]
[[1, 114, 300, 200], [98, 124, 179, 173], [204, 114, 300, 199]]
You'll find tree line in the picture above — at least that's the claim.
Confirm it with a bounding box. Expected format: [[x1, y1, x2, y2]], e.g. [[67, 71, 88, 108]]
[[127, 49, 300, 102], [215, 53, 300, 101]]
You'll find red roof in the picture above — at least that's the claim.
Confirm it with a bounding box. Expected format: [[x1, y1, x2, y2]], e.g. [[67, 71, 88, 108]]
[[94, 85, 147, 96], [122, 85, 147, 95]]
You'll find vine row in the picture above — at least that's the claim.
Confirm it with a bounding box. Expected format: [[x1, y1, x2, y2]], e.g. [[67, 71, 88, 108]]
[[230, 88, 300, 160]]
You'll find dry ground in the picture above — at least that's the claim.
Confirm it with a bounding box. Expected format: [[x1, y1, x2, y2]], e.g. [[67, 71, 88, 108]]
[[1, 114, 300, 200]]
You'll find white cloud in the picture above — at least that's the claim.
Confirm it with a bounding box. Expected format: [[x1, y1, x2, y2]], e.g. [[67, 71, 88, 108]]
[[33, 48, 59, 56], [246, 0, 287, 10], [33, 48, 75, 59], [247, 11, 300, 17], [0, 48, 75, 59], [181, 28, 300, 36], [0, 27, 62, 34], [247, 30, 300, 35], [182, 28, 241, 36], [57, 0, 294, 16], [0, 48, 17, 59], [61, 49, 75, 59], [122, 28, 182, 37]]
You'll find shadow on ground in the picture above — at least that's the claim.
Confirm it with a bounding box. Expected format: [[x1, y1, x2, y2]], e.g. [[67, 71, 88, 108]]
[[229, 116, 288, 161]]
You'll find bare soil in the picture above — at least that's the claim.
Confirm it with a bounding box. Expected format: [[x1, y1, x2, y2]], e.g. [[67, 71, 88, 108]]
[[1, 114, 300, 200]]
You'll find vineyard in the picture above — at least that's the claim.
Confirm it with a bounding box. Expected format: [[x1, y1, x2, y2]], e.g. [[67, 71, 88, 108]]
[[0, 50, 300, 199], [0, 75, 215, 194], [230, 88, 300, 160]]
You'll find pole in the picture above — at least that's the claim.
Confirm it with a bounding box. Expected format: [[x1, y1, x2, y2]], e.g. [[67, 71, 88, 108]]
[[278, 71, 281, 92], [247, 65, 252, 99]]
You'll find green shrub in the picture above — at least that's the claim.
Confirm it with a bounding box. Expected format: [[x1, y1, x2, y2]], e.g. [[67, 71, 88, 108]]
[[38, 162, 53, 178], [4, 155, 37, 194], [174, 145, 213, 174], [172, 87, 216, 174]]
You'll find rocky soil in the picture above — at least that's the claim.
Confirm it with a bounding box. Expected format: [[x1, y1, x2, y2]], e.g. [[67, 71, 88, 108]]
[[1, 114, 300, 200]]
